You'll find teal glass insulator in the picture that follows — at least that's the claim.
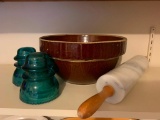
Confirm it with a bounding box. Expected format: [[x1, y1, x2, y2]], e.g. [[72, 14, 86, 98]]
[[12, 67, 24, 86], [20, 52, 59, 104], [14, 47, 36, 61], [12, 47, 36, 86]]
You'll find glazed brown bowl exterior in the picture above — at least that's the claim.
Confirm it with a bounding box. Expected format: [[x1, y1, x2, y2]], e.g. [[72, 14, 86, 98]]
[[39, 34, 127, 84], [54, 57, 119, 84], [40, 35, 127, 60]]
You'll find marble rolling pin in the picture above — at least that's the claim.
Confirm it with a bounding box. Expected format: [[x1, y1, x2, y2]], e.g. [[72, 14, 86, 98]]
[[77, 55, 149, 119]]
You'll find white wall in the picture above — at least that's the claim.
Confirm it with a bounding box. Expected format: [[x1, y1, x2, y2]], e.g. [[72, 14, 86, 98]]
[[0, 1, 160, 66]]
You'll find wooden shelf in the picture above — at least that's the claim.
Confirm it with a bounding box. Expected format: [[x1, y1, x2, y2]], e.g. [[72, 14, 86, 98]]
[[1, 64, 160, 119]]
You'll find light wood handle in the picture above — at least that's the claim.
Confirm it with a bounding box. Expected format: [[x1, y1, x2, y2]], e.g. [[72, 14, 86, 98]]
[[77, 86, 114, 119]]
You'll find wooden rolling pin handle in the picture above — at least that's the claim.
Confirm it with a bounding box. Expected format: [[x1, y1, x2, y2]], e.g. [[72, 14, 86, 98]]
[[77, 85, 115, 119]]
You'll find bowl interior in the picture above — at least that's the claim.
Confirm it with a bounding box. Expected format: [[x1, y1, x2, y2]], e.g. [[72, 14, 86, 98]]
[[40, 35, 125, 43]]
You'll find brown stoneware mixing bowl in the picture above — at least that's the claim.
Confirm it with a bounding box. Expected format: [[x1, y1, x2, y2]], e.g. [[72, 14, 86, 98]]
[[39, 34, 127, 84]]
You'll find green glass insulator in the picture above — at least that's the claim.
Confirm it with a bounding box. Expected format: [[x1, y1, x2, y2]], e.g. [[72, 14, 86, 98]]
[[12, 47, 36, 86], [20, 52, 59, 104]]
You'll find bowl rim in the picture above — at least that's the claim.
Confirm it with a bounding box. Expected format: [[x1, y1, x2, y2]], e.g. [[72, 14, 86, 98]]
[[39, 34, 127, 44]]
